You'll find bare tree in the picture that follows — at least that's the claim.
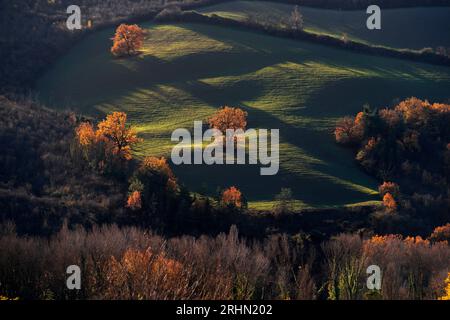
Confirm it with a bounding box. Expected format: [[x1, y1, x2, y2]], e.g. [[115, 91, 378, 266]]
[[290, 5, 304, 31]]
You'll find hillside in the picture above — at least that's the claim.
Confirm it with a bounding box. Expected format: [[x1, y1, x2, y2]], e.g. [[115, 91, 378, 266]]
[[0, 96, 127, 235], [197, 1, 450, 50], [36, 22, 450, 209]]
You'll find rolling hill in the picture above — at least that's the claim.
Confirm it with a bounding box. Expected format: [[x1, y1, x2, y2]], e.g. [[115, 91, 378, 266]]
[[36, 22, 450, 209], [197, 1, 450, 50]]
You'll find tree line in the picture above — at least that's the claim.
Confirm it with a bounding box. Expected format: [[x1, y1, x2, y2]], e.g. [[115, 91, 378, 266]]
[[0, 223, 449, 300]]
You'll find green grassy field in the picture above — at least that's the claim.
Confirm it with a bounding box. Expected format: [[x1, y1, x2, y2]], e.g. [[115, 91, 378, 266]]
[[36, 22, 450, 209], [197, 1, 450, 50]]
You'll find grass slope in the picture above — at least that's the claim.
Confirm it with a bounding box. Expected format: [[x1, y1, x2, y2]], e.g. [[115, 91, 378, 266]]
[[36, 22, 450, 209], [197, 1, 450, 50]]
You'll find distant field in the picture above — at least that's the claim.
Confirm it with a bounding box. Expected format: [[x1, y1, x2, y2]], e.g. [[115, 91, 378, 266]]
[[197, 1, 450, 50], [36, 22, 450, 209]]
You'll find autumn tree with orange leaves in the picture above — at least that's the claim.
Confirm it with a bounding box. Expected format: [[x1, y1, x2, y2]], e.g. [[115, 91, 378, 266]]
[[138, 156, 178, 193], [97, 112, 141, 160], [126, 156, 179, 214], [334, 112, 366, 145], [378, 182, 400, 199], [222, 186, 243, 208], [104, 248, 184, 299], [208, 106, 248, 135], [111, 24, 145, 57], [382, 193, 397, 213], [126, 190, 142, 210], [75, 122, 96, 146], [378, 182, 401, 213], [75, 111, 141, 173]]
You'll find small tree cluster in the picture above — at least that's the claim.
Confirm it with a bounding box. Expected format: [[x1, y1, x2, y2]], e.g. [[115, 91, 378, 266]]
[[334, 112, 366, 145], [335, 98, 450, 224], [75, 112, 141, 172], [125, 156, 181, 220], [325, 233, 450, 300]]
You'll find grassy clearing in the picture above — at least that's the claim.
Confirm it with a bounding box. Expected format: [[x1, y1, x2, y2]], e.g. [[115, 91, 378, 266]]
[[197, 1, 450, 50], [36, 22, 450, 208]]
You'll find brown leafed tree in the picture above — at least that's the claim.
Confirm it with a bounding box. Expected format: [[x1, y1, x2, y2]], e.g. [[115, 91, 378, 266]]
[[111, 24, 145, 57], [334, 112, 365, 145], [208, 106, 248, 134]]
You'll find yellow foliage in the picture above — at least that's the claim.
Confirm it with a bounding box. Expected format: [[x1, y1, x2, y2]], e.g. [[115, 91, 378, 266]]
[[439, 273, 450, 300], [75, 122, 96, 146], [96, 112, 141, 160], [0, 295, 19, 300]]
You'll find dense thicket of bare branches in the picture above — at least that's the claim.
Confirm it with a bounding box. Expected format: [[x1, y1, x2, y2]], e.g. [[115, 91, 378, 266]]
[[0, 224, 448, 300]]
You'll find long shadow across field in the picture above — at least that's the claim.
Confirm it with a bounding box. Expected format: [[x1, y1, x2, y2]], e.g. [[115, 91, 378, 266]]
[[36, 22, 450, 206]]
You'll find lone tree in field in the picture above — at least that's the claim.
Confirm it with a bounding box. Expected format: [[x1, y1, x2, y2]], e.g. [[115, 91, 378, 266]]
[[208, 106, 248, 134], [290, 5, 304, 31], [111, 24, 145, 57]]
